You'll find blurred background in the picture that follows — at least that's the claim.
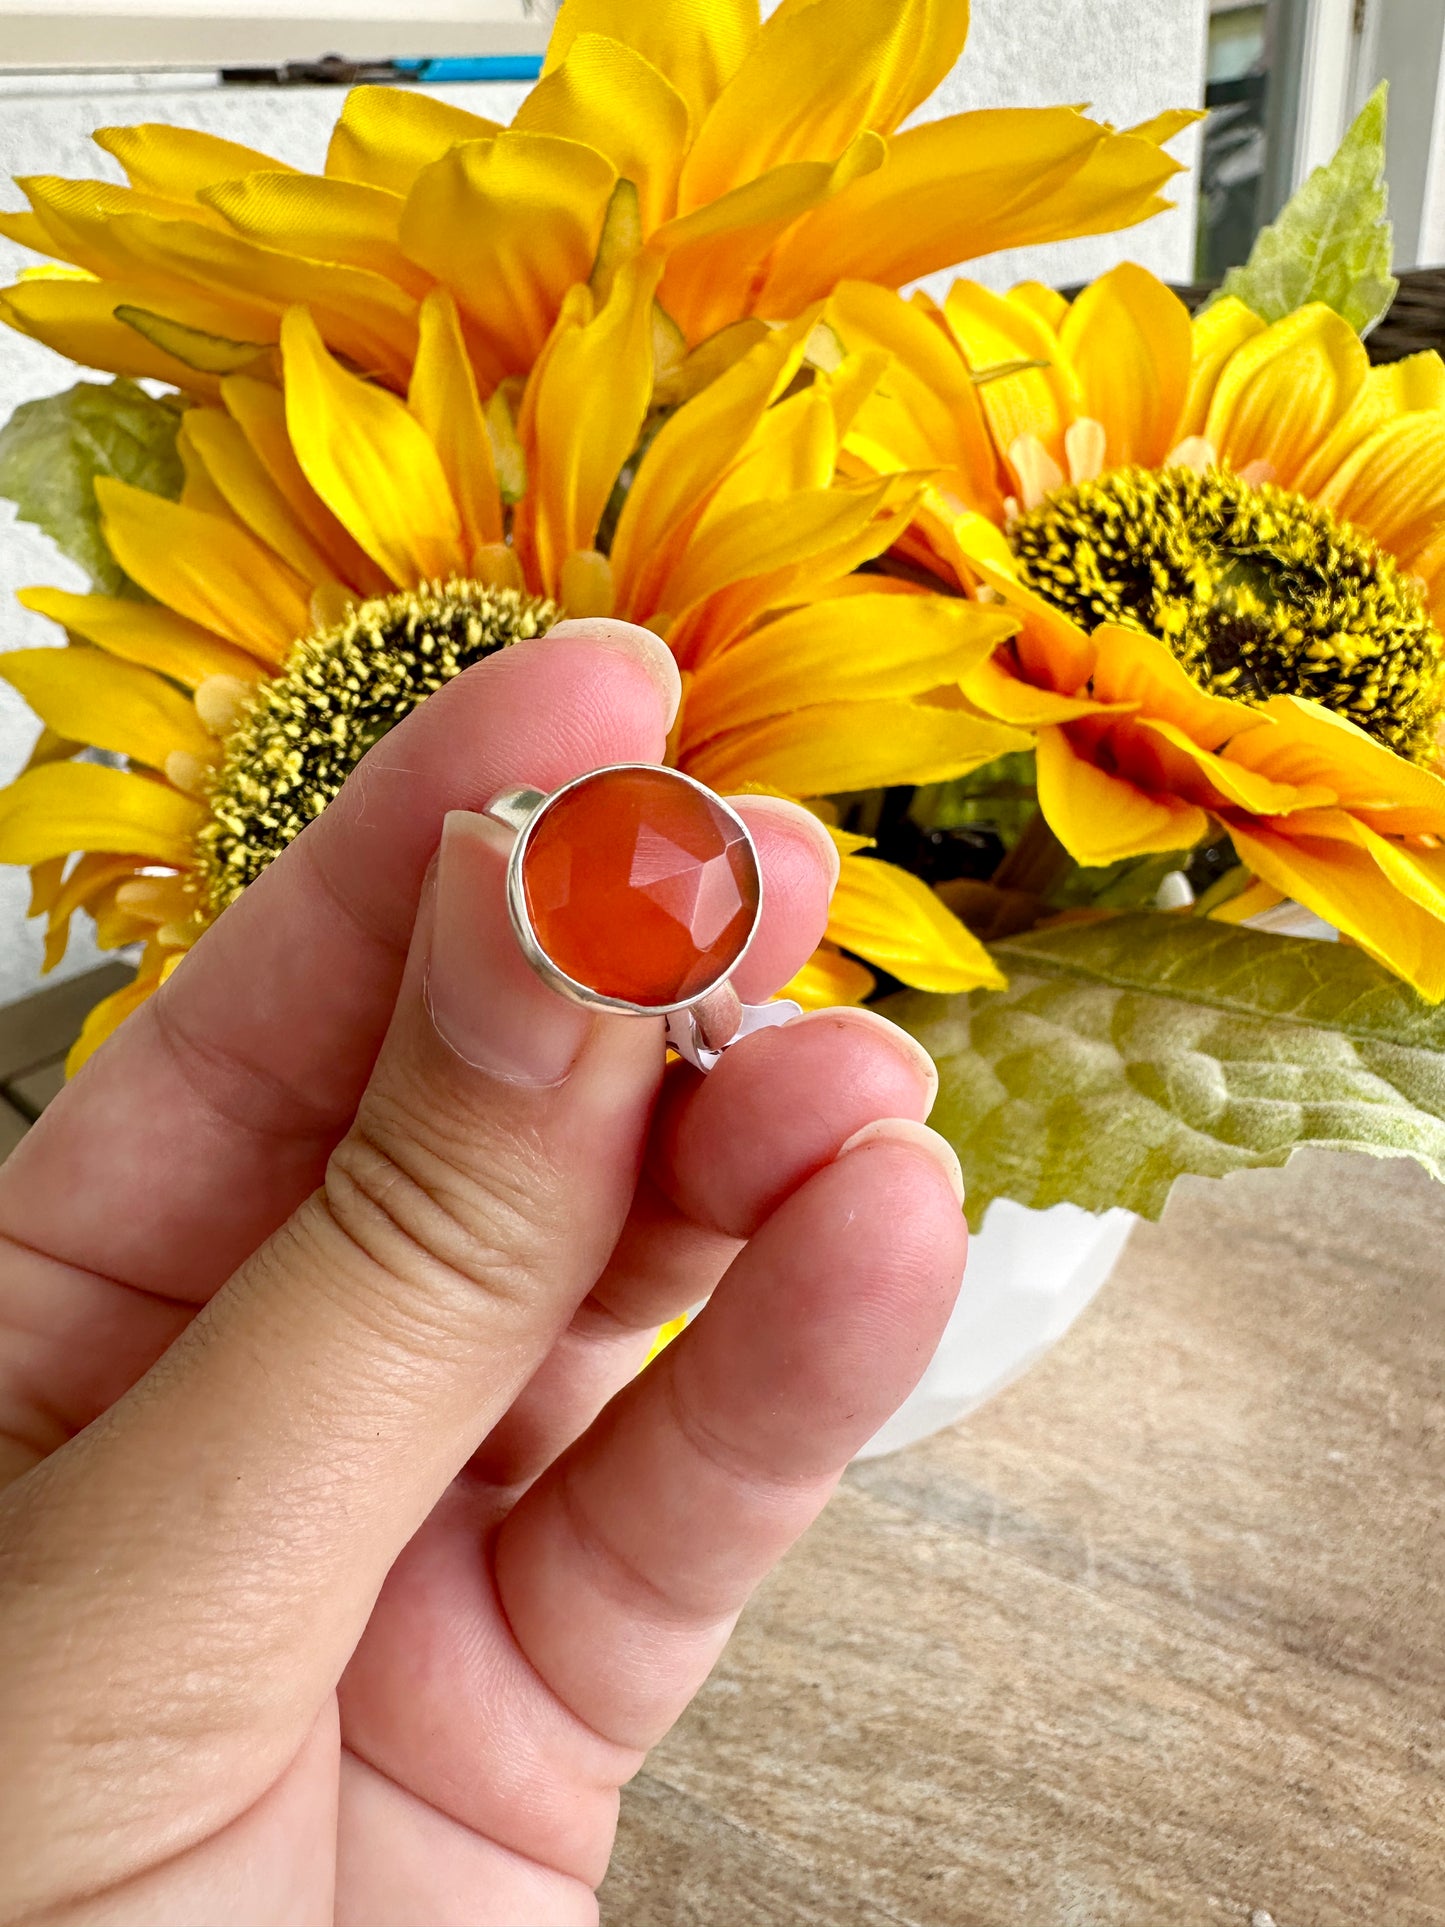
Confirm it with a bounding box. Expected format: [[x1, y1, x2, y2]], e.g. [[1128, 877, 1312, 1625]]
[[0, 0, 1441, 1028]]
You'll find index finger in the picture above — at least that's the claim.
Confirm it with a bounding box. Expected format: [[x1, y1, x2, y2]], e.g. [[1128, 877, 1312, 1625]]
[[0, 621, 678, 1297]]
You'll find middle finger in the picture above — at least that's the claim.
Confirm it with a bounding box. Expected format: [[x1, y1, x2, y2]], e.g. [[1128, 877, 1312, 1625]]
[[471, 999, 938, 1487]]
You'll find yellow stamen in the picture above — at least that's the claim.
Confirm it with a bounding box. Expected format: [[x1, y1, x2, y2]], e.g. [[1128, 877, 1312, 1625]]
[[194, 674, 255, 736], [1007, 433, 1064, 512], [559, 547, 616, 618], [1064, 418, 1107, 486]]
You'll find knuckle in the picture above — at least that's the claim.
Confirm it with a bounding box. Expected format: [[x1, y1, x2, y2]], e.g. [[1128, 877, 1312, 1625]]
[[321, 1081, 562, 1321]]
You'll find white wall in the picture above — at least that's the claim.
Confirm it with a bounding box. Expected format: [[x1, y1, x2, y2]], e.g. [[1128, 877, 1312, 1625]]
[[0, 0, 1206, 1005]]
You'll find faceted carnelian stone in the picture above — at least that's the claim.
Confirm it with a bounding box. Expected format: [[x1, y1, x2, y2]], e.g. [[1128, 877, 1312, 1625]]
[[521, 767, 760, 1006]]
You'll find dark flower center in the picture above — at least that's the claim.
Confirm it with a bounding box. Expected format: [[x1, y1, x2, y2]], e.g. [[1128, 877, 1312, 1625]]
[[1009, 463, 1445, 762]]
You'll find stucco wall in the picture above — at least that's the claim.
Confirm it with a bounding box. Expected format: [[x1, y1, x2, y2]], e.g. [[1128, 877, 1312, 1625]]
[[0, 0, 1206, 1005]]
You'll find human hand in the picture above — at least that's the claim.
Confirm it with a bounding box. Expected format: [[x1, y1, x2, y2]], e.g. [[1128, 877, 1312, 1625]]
[[0, 619, 967, 1926]]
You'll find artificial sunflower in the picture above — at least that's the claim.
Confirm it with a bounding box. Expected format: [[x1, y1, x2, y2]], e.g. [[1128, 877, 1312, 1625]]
[[0, 269, 1025, 1066], [0, 0, 1193, 398], [831, 267, 1445, 997]]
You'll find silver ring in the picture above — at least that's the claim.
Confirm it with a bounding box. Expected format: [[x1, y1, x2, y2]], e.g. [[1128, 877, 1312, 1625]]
[[484, 763, 802, 1072]]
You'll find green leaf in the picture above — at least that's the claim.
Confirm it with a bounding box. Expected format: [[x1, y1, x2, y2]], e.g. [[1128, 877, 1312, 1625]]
[[916, 750, 1039, 848], [880, 913, 1445, 1229], [1210, 82, 1397, 336], [0, 377, 185, 596]]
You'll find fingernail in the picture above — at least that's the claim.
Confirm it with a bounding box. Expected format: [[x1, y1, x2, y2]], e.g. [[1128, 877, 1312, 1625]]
[[544, 618, 682, 733], [837, 1117, 965, 1206], [730, 794, 841, 894], [787, 1007, 939, 1116], [426, 809, 592, 1086]]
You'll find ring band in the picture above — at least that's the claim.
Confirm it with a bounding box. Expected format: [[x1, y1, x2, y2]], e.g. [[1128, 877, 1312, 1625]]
[[484, 764, 802, 1072]]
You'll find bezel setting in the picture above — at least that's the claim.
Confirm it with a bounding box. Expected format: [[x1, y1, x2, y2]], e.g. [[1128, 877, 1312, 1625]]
[[497, 762, 766, 1019]]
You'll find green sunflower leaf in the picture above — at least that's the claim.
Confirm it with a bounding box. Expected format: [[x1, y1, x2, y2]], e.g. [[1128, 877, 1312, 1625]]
[[880, 912, 1445, 1229], [0, 376, 185, 596], [1210, 82, 1397, 336]]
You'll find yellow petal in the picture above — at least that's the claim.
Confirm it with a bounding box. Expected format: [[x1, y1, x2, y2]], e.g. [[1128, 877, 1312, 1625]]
[[178, 408, 339, 588], [1087, 622, 1262, 753], [761, 0, 970, 136], [943, 278, 1078, 476], [1179, 295, 1267, 438], [657, 144, 882, 343], [400, 133, 617, 383], [542, 0, 755, 129], [781, 943, 876, 1009], [851, 0, 972, 132], [1367, 350, 1445, 417], [1126, 108, 1206, 146], [0, 647, 210, 769], [0, 208, 65, 255], [280, 307, 461, 588], [1203, 303, 1370, 489], [202, 172, 433, 300], [112, 208, 421, 387], [16, 586, 261, 687], [407, 290, 504, 561], [1007, 279, 1071, 333], [97, 477, 311, 664], [758, 107, 1182, 311], [68, 942, 184, 1075], [610, 313, 816, 618], [1138, 716, 1334, 817], [325, 86, 502, 195], [0, 277, 238, 393], [51, 850, 153, 925], [0, 761, 201, 866], [1207, 874, 1284, 924], [18, 174, 233, 279], [220, 375, 392, 599], [1227, 816, 1445, 1001], [1058, 263, 1192, 467], [1228, 696, 1445, 836], [558, 548, 617, 618], [644, 1314, 690, 1365], [1036, 724, 1209, 864], [969, 560, 1101, 696], [177, 420, 236, 518], [1313, 411, 1445, 579], [827, 851, 1005, 993], [694, 382, 842, 532], [42, 852, 154, 973], [831, 280, 1008, 523], [667, 480, 922, 667], [677, 0, 921, 210], [513, 257, 659, 596], [683, 592, 1017, 745], [964, 647, 1132, 727], [658, 481, 887, 626], [28, 853, 68, 919], [686, 695, 1028, 795], [91, 883, 157, 952], [94, 123, 295, 199], [515, 33, 690, 229]]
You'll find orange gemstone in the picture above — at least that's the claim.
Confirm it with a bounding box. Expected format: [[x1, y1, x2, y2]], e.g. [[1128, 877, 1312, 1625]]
[[521, 767, 759, 1007]]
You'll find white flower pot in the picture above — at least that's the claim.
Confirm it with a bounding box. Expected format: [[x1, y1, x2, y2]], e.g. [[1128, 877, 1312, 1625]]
[[854, 1198, 1138, 1460]]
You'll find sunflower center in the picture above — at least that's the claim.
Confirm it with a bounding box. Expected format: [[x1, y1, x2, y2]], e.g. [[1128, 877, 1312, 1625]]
[[198, 579, 558, 915], [1008, 463, 1445, 762]]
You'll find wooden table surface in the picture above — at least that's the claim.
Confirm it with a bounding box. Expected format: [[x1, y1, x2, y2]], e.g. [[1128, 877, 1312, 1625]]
[[3, 974, 1440, 1924], [601, 1150, 1445, 1927]]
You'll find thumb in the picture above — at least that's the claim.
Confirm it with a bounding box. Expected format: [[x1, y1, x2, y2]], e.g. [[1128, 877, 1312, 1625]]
[[0, 805, 662, 1883]]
